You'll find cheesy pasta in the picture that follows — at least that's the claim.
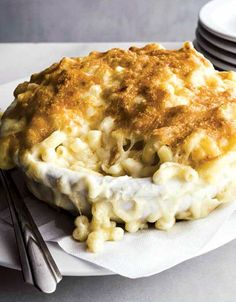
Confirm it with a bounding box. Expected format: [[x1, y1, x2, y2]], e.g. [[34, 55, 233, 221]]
[[1, 42, 236, 251]]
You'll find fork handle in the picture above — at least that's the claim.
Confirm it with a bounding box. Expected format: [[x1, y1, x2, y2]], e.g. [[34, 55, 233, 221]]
[[0, 170, 62, 293]]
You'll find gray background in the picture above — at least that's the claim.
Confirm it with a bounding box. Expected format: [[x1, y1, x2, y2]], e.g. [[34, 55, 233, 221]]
[[2, 1, 236, 301], [0, 0, 208, 42], [1, 240, 236, 301]]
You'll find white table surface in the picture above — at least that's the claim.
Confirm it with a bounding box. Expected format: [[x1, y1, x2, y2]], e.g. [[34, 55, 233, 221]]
[[0, 43, 236, 301]]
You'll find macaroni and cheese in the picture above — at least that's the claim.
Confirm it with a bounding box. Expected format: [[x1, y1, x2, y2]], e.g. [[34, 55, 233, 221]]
[[1, 42, 236, 252]]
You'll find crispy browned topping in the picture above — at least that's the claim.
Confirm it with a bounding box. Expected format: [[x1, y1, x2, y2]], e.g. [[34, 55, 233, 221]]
[[1, 42, 236, 169]]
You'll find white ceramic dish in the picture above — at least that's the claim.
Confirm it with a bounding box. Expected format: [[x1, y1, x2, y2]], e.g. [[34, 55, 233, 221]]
[[199, 0, 236, 42], [197, 23, 236, 54], [196, 30, 236, 65], [193, 40, 236, 72]]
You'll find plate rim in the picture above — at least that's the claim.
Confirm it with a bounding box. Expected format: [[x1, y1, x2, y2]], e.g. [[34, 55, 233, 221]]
[[196, 30, 236, 65], [197, 23, 236, 54], [194, 39, 236, 71], [199, 0, 236, 42]]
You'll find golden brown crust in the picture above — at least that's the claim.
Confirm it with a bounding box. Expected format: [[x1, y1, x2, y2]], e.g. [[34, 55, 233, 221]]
[[1, 42, 236, 170]]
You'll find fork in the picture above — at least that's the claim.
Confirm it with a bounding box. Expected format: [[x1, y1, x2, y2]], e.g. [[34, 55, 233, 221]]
[[0, 169, 62, 293]]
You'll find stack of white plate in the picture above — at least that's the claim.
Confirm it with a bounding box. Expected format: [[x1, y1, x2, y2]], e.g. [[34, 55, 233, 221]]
[[194, 0, 236, 71]]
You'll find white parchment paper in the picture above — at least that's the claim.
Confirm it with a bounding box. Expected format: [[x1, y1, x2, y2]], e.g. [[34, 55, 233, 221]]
[[1, 186, 236, 278]]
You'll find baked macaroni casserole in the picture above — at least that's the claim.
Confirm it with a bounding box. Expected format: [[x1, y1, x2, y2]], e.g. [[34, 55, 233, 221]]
[[1, 42, 236, 252]]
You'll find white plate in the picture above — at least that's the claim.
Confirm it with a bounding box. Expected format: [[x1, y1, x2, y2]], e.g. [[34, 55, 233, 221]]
[[199, 0, 236, 42], [196, 30, 236, 65], [194, 40, 236, 72], [197, 23, 236, 54]]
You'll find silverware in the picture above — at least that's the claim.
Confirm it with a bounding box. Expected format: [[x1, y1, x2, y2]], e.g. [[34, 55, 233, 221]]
[[0, 169, 62, 293]]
